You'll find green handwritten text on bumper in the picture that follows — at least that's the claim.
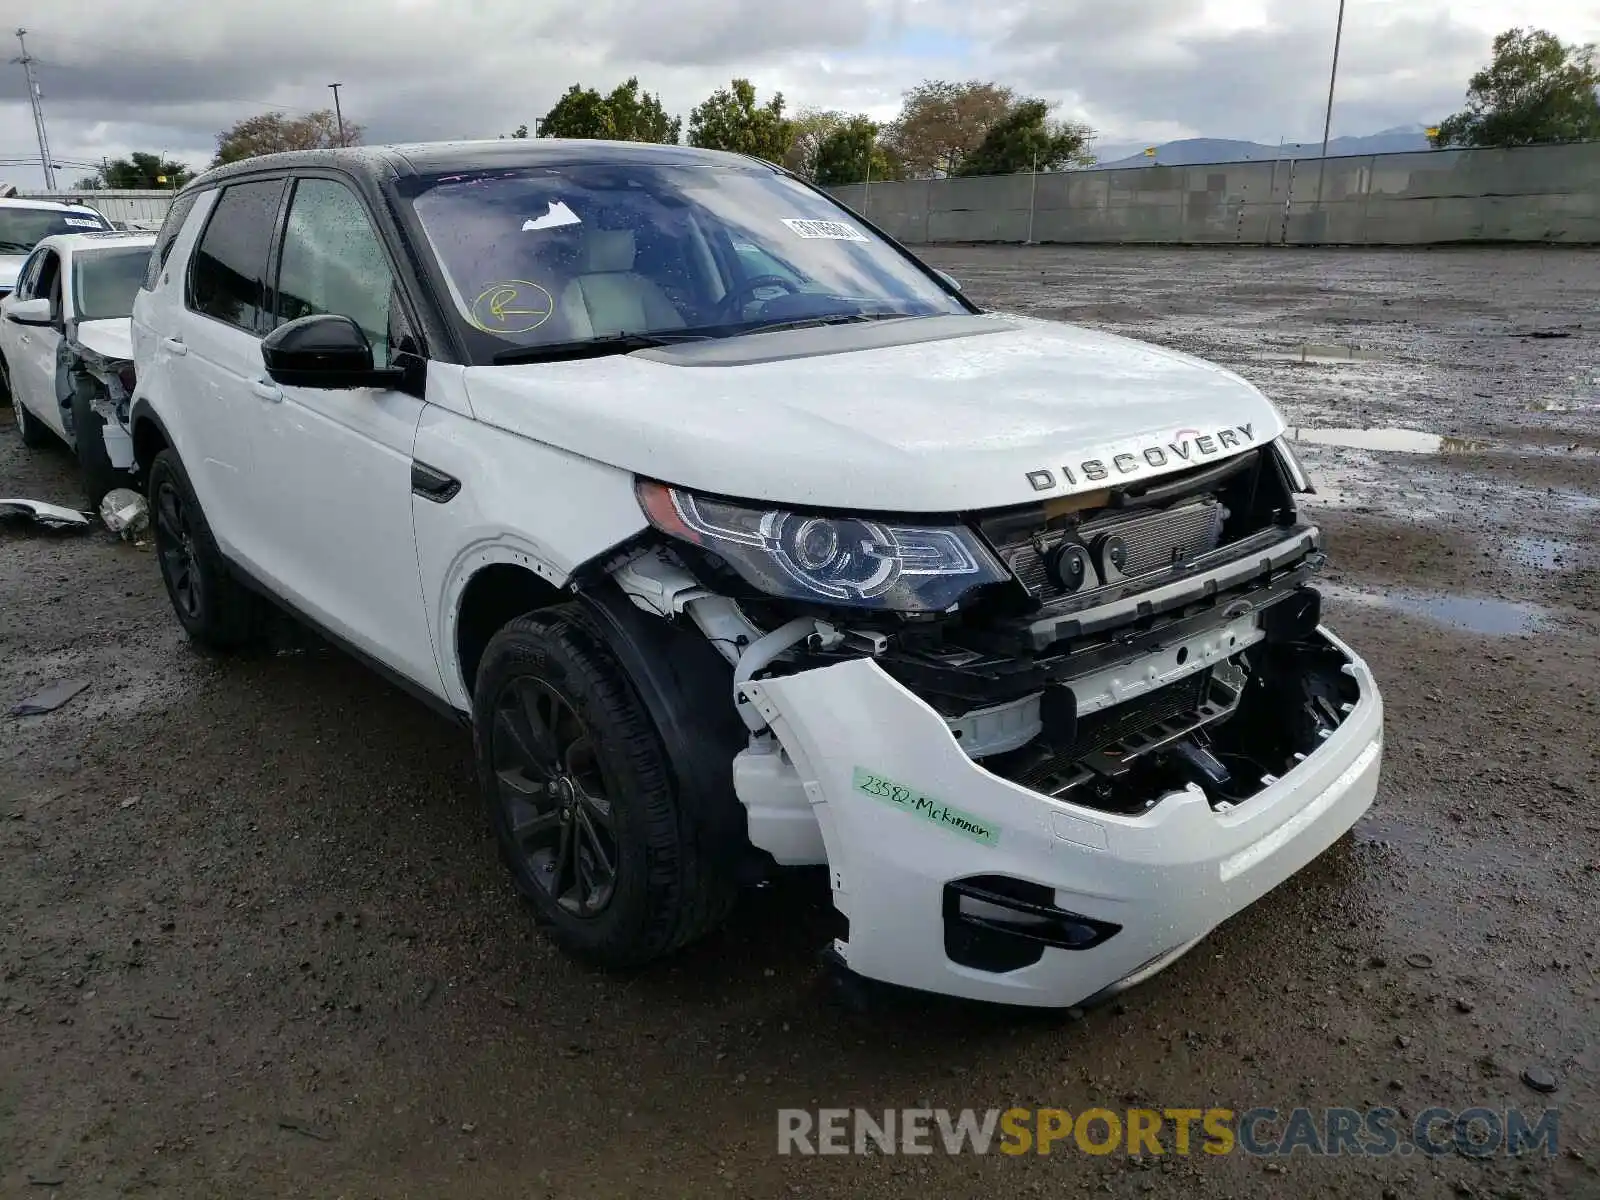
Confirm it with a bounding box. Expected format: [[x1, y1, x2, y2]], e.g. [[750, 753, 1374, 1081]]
[[852, 768, 999, 846]]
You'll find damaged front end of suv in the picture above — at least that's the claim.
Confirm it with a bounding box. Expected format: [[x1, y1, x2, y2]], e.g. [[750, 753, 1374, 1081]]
[[609, 436, 1381, 1008], [63, 332, 139, 486]]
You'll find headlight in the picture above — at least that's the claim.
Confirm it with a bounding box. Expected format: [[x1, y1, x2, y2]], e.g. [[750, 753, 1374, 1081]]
[[637, 480, 1009, 612]]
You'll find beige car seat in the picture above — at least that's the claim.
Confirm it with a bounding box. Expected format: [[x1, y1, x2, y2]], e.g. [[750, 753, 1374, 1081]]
[[557, 229, 685, 338]]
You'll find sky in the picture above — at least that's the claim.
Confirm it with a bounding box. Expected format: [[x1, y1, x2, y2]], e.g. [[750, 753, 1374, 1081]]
[[1, 0, 1596, 188]]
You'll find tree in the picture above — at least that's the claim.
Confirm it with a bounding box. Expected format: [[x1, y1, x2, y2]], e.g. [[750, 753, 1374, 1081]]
[[956, 100, 1096, 176], [534, 78, 680, 143], [784, 108, 846, 178], [95, 152, 196, 190], [601, 77, 681, 144], [882, 79, 1015, 177], [812, 116, 903, 186], [1434, 28, 1600, 148], [686, 79, 795, 162], [213, 110, 364, 166], [506, 123, 530, 139], [537, 84, 611, 138]]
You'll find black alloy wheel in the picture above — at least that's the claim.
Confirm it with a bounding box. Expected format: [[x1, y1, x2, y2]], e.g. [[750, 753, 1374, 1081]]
[[491, 676, 620, 918], [153, 477, 203, 621]]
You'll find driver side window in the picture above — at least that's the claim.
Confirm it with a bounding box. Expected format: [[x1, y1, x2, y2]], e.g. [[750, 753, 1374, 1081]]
[[13, 248, 44, 301], [30, 251, 62, 321], [275, 177, 400, 365]]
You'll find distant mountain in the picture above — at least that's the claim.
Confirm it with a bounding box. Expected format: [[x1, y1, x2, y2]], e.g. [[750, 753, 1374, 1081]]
[[1090, 125, 1432, 169]]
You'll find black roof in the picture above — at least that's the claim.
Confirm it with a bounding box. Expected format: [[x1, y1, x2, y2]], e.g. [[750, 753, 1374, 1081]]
[[188, 138, 775, 193]]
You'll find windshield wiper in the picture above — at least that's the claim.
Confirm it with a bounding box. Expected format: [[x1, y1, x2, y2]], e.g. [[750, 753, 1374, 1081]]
[[491, 330, 713, 364], [738, 311, 916, 337]]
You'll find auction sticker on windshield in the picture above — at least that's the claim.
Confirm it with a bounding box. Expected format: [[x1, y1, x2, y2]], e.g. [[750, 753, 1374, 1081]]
[[852, 767, 999, 846], [782, 218, 870, 242]]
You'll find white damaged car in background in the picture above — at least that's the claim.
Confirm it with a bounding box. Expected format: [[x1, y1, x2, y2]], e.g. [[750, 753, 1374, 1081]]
[[0, 230, 154, 505], [130, 142, 1383, 1010]]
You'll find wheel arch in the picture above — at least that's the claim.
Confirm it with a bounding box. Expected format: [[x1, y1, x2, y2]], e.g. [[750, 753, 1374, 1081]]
[[453, 560, 569, 700], [129, 401, 174, 481]]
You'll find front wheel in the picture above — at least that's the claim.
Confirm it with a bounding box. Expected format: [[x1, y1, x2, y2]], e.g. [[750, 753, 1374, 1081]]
[[71, 380, 134, 506], [473, 606, 736, 966]]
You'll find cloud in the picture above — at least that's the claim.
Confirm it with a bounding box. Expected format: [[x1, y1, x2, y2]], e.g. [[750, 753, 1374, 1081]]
[[0, 0, 1593, 187]]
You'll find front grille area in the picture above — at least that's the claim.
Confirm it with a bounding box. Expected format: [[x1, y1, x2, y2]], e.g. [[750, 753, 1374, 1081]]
[[1003, 499, 1225, 599]]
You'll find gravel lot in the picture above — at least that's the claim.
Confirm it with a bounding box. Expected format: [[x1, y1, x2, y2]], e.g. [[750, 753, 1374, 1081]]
[[2, 245, 1597, 1198]]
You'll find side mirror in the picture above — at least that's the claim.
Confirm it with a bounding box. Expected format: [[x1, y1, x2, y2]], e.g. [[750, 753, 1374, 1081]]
[[5, 297, 53, 326], [261, 314, 402, 390]]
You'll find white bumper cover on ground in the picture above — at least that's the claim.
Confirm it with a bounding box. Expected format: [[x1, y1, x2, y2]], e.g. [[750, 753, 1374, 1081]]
[[738, 627, 1383, 1007]]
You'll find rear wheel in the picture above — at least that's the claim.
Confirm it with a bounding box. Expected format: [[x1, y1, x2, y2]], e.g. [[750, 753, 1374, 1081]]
[[148, 448, 265, 651], [473, 606, 736, 966], [6, 361, 51, 449]]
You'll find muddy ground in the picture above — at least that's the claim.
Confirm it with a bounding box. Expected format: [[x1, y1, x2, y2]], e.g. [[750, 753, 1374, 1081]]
[[2, 246, 1597, 1199]]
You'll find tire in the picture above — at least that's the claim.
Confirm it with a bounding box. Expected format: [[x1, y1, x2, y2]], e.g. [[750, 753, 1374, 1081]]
[[147, 448, 265, 651], [71, 379, 134, 507], [473, 605, 737, 967]]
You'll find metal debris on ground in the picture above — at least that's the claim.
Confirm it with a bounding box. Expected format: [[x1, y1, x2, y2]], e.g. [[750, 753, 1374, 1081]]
[[10, 679, 92, 717], [99, 488, 150, 539], [276, 1116, 336, 1141], [1521, 1065, 1559, 1093], [0, 498, 92, 529]]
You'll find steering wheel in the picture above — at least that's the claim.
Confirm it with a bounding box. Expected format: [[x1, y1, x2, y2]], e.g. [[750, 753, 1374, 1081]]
[[720, 273, 800, 318]]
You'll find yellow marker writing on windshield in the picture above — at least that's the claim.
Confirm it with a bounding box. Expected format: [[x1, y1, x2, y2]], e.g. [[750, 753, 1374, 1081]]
[[469, 280, 554, 335]]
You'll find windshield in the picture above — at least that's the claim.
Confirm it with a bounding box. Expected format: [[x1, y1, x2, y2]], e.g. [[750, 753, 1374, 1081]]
[[73, 246, 152, 321], [401, 161, 966, 360], [0, 207, 109, 256]]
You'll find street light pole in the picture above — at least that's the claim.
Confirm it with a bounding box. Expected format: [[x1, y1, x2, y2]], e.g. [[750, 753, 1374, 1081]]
[[1313, 0, 1346, 211], [328, 82, 347, 147], [12, 29, 56, 189]]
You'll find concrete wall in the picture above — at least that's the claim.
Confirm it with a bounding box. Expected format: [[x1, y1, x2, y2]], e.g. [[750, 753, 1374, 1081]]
[[20, 190, 176, 229], [830, 141, 1600, 246]]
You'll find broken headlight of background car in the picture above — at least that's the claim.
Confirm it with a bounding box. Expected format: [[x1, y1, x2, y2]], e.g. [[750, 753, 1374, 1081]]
[[637, 480, 1008, 611]]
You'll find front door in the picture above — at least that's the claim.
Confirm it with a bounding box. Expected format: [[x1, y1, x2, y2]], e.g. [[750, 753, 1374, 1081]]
[[9, 248, 67, 437], [251, 174, 442, 695]]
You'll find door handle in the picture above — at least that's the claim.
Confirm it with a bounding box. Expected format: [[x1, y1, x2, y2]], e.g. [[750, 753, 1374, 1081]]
[[161, 336, 188, 356], [250, 379, 281, 402], [18, 334, 28, 345]]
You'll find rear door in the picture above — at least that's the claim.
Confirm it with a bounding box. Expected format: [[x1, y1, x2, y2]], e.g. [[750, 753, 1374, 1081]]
[[173, 177, 286, 567], [0, 248, 44, 411]]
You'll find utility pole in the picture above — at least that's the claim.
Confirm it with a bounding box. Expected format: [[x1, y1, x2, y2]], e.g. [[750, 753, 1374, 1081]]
[[12, 29, 56, 189], [862, 134, 872, 217], [328, 82, 347, 147], [1313, 0, 1346, 212], [1025, 147, 1039, 244]]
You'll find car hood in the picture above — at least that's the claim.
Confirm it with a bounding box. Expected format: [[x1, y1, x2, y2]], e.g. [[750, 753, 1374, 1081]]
[[0, 255, 24, 291], [461, 313, 1286, 513], [73, 317, 133, 362]]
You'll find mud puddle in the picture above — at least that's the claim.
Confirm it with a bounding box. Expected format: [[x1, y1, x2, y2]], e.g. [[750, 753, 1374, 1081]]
[[1320, 582, 1551, 636], [1287, 426, 1492, 454]]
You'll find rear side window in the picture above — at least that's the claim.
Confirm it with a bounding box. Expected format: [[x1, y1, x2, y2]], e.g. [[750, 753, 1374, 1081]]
[[143, 190, 199, 291], [186, 179, 285, 334]]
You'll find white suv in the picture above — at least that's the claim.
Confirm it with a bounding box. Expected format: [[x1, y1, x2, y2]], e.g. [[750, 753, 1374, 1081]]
[[129, 141, 1383, 1008]]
